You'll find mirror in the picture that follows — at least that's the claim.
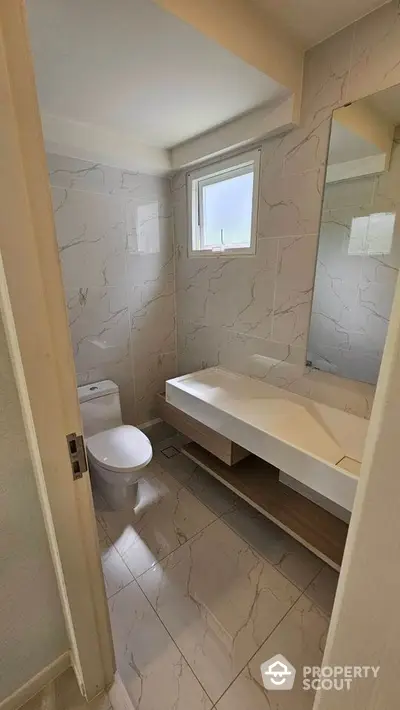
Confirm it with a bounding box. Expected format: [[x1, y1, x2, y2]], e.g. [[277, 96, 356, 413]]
[[308, 84, 400, 385]]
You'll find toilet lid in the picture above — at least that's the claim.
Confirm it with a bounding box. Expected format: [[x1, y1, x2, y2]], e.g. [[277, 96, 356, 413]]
[[86, 425, 153, 473]]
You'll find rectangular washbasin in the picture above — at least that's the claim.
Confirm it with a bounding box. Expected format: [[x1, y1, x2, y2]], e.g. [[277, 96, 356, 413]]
[[166, 367, 368, 512]]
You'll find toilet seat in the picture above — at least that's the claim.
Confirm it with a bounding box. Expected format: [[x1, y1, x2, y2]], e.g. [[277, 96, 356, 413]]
[[86, 425, 152, 473]]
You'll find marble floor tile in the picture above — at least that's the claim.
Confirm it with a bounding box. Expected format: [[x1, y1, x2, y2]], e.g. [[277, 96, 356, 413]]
[[154, 445, 198, 485], [92, 485, 108, 513], [97, 522, 134, 599], [97, 464, 216, 578], [216, 595, 329, 710], [305, 565, 339, 616], [222, 501, 323, 591], [109, 580, 212, 710], [146, 422, 178, 445], [139, 519, 302, 703], [184, 466, 238, 517], [153, 433, 189, 451]]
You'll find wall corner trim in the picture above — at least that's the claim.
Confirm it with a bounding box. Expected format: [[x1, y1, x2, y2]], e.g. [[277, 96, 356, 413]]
[[0, 653, 71, 710]]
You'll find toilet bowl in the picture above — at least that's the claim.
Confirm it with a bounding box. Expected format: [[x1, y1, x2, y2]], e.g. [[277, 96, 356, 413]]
[[87, 425, 153, 509], [77, 380, 153, 510]]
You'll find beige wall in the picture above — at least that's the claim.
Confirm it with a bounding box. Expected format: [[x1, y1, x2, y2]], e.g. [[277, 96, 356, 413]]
[[0, 312, 67, 702], [172, 0, 400, 420]]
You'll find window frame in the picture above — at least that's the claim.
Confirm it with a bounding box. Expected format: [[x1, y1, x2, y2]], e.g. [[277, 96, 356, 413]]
[[187, 148, 261, 258]]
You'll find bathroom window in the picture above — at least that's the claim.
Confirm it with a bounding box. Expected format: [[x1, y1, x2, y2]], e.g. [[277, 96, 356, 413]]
[[188, 149, 261, 256], [348, 212, 396, 256]]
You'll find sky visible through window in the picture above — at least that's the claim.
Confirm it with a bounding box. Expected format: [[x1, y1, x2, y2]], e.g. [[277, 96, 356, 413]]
[[202, 170, 254, 248]]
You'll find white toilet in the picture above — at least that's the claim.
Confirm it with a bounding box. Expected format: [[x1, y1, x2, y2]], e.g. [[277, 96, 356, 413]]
[[78, 380, 153, 510]]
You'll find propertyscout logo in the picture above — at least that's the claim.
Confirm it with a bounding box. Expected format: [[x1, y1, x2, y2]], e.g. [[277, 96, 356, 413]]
[[260, 655, 296, 690], [260, 655, 380, 692]]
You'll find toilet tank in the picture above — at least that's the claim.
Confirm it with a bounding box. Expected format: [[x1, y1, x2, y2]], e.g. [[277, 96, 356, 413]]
[[78, 380, 123, 438]]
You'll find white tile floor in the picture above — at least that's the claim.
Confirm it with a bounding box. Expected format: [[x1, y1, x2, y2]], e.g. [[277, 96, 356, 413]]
[[95, 436, 339, 710]]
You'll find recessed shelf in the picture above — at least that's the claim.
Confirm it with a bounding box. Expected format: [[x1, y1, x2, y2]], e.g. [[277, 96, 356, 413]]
[[182, 441, 348, 571]]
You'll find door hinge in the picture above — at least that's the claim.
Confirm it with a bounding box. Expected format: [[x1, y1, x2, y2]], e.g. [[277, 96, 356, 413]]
[[66, 432, 88, 480]]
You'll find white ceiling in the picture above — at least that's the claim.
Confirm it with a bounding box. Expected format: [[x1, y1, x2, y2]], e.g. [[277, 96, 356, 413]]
[[251, 0, 390, 49], [328, 122, 381, 164], [368, 84, 400, 125], [329, 84, 400, 166], [26, 0, 288, 149]]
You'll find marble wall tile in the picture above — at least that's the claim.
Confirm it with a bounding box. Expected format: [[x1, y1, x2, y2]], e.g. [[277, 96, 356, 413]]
[[177, 322, 307, 385], [131, 289, 176, 357], [272, 234, 319, 346], [177, 323, 221, 374], [258, 169, 323, 238], [308, 172, 399, 385], [282, 119, 332, 176], [48, 154, 122, 195], [48, 153, 170, 202], [172, 2, 400, 418], [301, 24, 354, 123], [258, 116, 331, 182], [116, 169, 172, 202], [125, 198, 172, 257], [49, 154, 176, 425], [361, 252, 399, 288], [51, 188, 127, 291], [286, 367, 375, 419], [66, 286, 130, 374], [347, 1, 400, 102], [322, 176, 375, 211], [133, 350, 177, 423], [177, 328, 374, 418], [50, 0, 400, 424], [177, 240, 278, 339], [308, 342, 381, 384]]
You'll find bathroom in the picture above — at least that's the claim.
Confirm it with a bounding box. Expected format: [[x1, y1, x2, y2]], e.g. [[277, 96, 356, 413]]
[[20, 0, 400, 709]]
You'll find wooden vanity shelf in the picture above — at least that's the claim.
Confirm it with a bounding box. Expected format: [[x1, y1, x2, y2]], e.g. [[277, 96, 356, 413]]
[[156, 392, 348, 570], [156, 393, 249, 466], [183, 442, 348, 571]]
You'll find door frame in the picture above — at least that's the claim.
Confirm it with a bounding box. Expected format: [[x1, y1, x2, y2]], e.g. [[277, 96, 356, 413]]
[[0, 0, 115, 701]]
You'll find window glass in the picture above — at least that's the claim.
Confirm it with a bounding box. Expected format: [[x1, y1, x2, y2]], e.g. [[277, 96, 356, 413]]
[[188, 148, 260, 256], [202, 171, 254, 249]]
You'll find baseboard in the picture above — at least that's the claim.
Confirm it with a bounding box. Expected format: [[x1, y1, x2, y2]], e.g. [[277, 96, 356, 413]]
[[108, 673, 136, 710], [139, 417, 178, 444], [138, 417, 162, 431], [0, 653, 70, 710]]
